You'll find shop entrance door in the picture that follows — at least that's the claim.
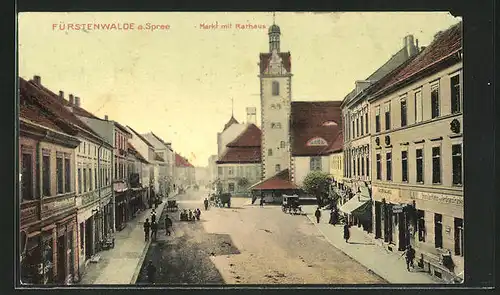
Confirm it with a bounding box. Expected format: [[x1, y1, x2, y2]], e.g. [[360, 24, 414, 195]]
[[56, 234, 66, 283], [398, 212, 407, 251], [85, 218, 93, 260], [375, 202, 382, 239]]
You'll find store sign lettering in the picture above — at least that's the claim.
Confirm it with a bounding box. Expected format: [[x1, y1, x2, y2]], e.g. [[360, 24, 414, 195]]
[[417, 192, 463, 206]]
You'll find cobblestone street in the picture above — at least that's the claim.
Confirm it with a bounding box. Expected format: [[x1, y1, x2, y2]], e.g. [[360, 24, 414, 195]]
[[134, 189, 386, 285]]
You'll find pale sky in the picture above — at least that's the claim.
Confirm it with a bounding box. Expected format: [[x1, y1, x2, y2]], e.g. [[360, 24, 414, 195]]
[[18, 12, 461, 167]]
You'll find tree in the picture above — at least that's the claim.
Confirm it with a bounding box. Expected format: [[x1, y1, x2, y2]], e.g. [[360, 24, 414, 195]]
[[237, 177, 249, 188], [302, 171, 332, 207]]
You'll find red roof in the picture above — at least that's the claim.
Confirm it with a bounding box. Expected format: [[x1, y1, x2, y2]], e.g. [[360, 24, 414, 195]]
[[251, 169, 299, 190], [325, 131, 343, 154], [19, 78, 77, 135], [259, 52, 291, 74], [290, 101, 343, 156], [372, 22, 462, 97], [175, 153, 193, 167], [217, 124, 262, 164]]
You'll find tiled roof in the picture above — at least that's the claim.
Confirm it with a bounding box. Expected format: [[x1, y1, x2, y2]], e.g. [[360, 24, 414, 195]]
[[251, 169, 298, 190], [175, 153, 194, 168], [372, 22, 462, 98], [25, 78, 101, 139], [325, 131, 343, 154], [114, 121, 132, 136], [216, 147, 261, 164], [259, 52, 291, 74], [127, 142, 149, 163], [290, 101, 343, 156], [126, 125, 155, 148], [227, 124, 261, 147], [19, 82, 65, 132], [154, 152, 165, 162], [223, 115, 239, 131]]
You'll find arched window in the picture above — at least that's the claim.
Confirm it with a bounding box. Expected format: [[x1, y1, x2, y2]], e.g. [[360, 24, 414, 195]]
[[322, 121, 338, 126], [307, 137, 328, 146], [272, 81, 280, 96]]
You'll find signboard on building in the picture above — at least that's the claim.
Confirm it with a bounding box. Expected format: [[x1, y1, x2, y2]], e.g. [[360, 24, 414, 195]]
[[372, 185, 401, 203], [392, 205, 403, 213]]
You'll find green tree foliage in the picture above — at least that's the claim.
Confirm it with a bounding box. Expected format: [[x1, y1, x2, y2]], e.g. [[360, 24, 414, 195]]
[[302, 171, 331, 206], [237, 177, 249, 188]]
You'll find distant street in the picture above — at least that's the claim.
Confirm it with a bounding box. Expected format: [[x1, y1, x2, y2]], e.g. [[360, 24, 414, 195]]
[[135, 189, 386, 284]]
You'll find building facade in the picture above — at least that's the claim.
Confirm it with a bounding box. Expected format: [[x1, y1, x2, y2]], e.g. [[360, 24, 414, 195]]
[[19, 78, 80, 285], [368, 22, 463, 282]]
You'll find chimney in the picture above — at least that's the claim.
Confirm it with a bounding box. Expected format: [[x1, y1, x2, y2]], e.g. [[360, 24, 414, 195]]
[[69, 94, 74, 105], [246, 107, 257, 125], [104, 115, 109, 121], [59, 91, 64, 100], [33, 75, 41, 85], [75, 96, 81, 107], [403, 34, 418, 57]]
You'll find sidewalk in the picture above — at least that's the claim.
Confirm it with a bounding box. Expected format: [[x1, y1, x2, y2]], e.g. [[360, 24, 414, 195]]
[[302, 205, 439, 284], [79, 196, 172, 285]]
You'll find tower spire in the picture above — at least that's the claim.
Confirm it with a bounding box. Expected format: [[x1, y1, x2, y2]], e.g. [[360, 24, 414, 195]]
[[231, 97, 234, 117]]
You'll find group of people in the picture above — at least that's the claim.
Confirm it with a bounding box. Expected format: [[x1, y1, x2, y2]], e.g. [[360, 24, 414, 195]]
[[179, 208, 201, 221], [315, 207, 351, 243], [143, 208, 173, 241]]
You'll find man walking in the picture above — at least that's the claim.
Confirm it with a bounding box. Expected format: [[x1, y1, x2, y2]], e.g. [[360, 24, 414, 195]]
[[146, 260, 157, 284], [151, 221, 158, 241], [260, 197, 264, 207], [143, 218, 151, 241], [343, 223, 351, 243], [315, 207, 322, 223], [402, 244, 416, 271], [204, 198, 209, 211], [164, 215, 172, 236]]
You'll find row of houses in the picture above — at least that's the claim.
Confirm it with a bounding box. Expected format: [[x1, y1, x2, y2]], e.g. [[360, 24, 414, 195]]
[[18, 76, 194, 285], [210, 21, 463, 282]]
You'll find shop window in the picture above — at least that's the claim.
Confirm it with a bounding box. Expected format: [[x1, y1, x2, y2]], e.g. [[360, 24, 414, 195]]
[[42, 155, 51, 196], [385, 102, 391, 130], [386, 152, 392, 181], [454, 218, 464, 256], [434, 213, 443, 248], [431, 81, 440, 119], [400, 96, 407, 127], [452, 144, 463, 185], [376, 154, 381, 180], [416, 148, 424, 183], [268, 149, 273, 156], [417, 210, 426, 242], [401, 150, 408, 182], [375, 106, 381, 132], [451, 74, 461, 114], [272, 81, 279, 96], [64, 158, 71, 192], [56, 157, 63, 194], [432, 147, 441, 184]]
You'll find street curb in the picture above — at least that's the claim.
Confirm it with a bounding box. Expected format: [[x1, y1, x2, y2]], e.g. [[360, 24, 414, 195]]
[[303, 213, 389, 284]]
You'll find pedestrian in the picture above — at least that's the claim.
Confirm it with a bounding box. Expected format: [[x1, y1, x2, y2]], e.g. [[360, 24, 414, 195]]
[[151, 211, 157, 224], [188, 210, 194, 221], [260, 197, 264, 207], [143, 218, 150, 241], [343, 223, 351, 243], [146, 260, 157, 284], [195, 208, 201, 220], [164, 214, 173, 236], [315, 207, 321, 223], [151, 221, 158, 241], [329, 209, 335, 225], [402, 244, 416, 271], [204, 198, 209, 211]]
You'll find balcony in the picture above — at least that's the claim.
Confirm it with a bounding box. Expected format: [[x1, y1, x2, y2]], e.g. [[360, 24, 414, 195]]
[[41, 192, 76, 220], [20, 199, 40, 228]]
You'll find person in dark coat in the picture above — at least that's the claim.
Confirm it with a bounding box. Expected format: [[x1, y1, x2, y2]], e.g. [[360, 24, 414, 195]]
[[151, 221, 158, 241], [402, 244, 416, 271], [343, 223, 351, 243], [195, 208, 201, 220], [143, 218, 150, 241], [204, 198, 209, 210], [329, 209, 336, 225], [164, 215, 172, 236], [146, 260, 157, 284], [260, 197, 264, 207], [314, 207, 321, 223]]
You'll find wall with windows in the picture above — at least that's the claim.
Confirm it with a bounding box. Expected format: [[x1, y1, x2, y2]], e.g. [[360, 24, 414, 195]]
[[329, 151, 344, 183], [38, 142, 76, 197], [216, 163, 261, 193], [292, 156, 330, 186], [369, 62, 463, 279]]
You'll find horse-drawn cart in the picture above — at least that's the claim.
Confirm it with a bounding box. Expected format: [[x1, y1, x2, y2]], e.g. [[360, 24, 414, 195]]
[[282, 194, 302, 215], [166, 200, 179, 212]]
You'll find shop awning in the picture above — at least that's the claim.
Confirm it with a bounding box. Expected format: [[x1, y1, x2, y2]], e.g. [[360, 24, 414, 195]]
[[339, 193, 371, 214]]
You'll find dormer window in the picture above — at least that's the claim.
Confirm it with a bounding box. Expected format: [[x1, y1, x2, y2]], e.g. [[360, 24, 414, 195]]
[[307, 137, 328, 146], [322, 121, 338, 126]]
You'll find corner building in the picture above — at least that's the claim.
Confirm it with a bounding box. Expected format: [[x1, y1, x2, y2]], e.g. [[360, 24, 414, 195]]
[[368, 22, 463, 282]]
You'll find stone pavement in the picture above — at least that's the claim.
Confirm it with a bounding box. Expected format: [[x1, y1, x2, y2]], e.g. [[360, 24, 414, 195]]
[[302, 205, 439, 284], [79, 195, 174, 285]]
